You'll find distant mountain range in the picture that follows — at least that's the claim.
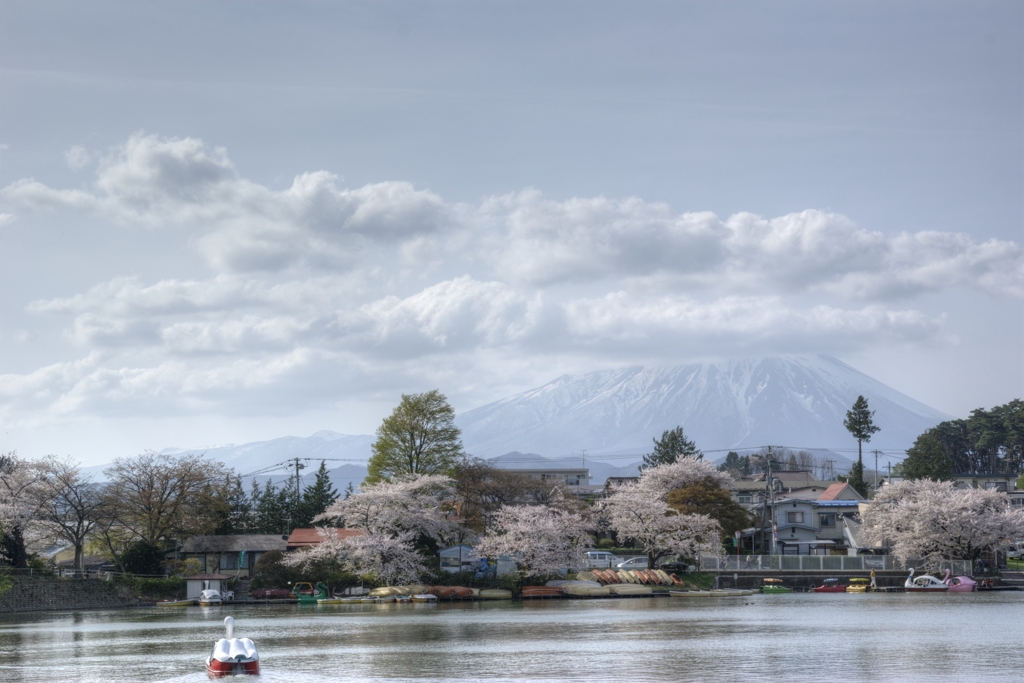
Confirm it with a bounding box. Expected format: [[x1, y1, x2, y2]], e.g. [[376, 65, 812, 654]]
[[455, 355, 949, 459], [90, 355, 946, 487]]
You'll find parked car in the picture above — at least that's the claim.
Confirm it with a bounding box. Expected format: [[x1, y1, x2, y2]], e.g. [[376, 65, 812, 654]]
[[1007, 542, 1024, 559], [615, 556, 649, 570], [583, 551, 620, 568]]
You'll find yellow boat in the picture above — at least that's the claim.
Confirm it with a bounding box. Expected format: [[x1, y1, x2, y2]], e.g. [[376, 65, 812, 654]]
[[846, 578, 871, 593], [156, 599, 193, 607], [317, 598, 346, 604]]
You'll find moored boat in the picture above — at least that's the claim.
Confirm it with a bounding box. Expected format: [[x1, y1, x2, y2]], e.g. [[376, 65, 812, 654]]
[[156, 598, 194, 606], [904, 568, 949, 592], [761, 578, 791, 594], [846, 578, 870, 593], [943, 569, 978, 592], [411, 593, 437, 602], [478, 589, 513, 600], [669, 590, 712, 597], [710, 589, 754, 597], [198, 589, 223, 606], [813, 578, 846, 593], [206, 617, 259, 677]]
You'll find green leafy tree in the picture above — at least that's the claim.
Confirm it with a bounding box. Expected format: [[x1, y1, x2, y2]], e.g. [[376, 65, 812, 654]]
[[902, 431, 954, 481], [641, 426, 702, 471], [295, 461, 339, 528], [844, 395, 880, 496], [666, 476, 751, 542], [121, 541, 164, 575], [366, 390, 464, 484]]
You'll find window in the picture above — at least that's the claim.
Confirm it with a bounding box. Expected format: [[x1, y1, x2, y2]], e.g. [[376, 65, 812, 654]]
[[819, 513, 836, 528], [219, 553, 238, 570], [985, 481, 1008, 492], [786, 511, 804, 524], [738, 495, 752, 504]]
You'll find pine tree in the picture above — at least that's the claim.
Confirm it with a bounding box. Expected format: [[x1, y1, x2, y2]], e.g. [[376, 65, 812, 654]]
[[640, 426, 702, 471], [252, 480, 292, 535], [844, 395, 880, 495], [295, 461, 339, 528], [214, 474, 253, 534]]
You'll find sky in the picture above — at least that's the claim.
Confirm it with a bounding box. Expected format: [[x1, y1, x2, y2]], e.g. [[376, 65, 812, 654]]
[[0, 1, 1021, 465]]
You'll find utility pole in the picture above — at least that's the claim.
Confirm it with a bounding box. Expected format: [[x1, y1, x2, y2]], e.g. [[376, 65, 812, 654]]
[[767, 446, 777, 556], [292, 457, 306, 524], [873, 449, 882, 495], [580, 449, 586, 468]]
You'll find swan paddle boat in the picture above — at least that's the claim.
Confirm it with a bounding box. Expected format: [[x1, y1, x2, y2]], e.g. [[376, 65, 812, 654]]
[[943, 569, 978, 592], [904, 568, 949, 592], [813, 578, 846, 593], [206, 616, 259, 677], [198, 589, 223, 606]]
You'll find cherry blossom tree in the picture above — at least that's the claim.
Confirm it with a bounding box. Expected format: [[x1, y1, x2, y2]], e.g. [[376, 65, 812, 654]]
[[474, 504, 592, 575], [863, 479, 1024, 568], [286, 529, 427, 585], [0, 454, 44, 567], [290, 474, 456, 584], [316, 474, 458, 542], [602, 458, 729, 566]]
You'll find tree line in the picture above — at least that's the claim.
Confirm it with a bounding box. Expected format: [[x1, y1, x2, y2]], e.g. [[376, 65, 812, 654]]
[[0, 452, 340, 573]]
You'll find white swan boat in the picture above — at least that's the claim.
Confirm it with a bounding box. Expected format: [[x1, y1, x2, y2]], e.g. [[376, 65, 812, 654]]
[[206, 617, 259, 676], [904, 568, 949, 592], [198, 589, 223, 606]]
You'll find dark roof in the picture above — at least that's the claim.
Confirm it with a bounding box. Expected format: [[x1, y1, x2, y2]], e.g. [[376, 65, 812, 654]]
[[181, 535, 288, 553]]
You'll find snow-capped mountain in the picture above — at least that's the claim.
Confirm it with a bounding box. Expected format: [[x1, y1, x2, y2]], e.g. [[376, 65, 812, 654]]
[[455, 355, 950, 458]]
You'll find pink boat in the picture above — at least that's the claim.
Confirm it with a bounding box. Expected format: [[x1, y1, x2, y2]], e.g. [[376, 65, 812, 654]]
[[943, 568, 978, 592]]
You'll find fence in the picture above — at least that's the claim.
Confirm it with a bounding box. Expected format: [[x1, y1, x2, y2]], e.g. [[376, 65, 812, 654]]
[[700, 555, 972, 576]]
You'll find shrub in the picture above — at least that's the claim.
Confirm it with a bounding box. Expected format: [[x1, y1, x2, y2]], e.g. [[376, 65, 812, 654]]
[[121, 542, 165, 575], [134, 577, 187, 600]]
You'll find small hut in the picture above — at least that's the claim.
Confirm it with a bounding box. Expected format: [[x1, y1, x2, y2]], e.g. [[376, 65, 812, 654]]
[[185, 573, 233, 599]]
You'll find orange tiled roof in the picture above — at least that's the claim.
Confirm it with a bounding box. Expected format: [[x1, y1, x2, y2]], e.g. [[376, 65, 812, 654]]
[[818, 483, 849, 501], [286, 528, 362, 548]]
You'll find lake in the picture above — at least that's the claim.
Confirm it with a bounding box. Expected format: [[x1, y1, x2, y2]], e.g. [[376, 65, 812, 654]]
[[1, 592, 1022, 682]]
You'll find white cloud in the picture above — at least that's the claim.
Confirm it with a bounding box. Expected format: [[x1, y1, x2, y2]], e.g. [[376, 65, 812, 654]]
[[64, 145, 91, 171], [0, 133, 1017, 422]]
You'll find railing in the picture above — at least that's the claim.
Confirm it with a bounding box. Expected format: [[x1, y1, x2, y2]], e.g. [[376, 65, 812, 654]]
[[701, 555, 972, 576]]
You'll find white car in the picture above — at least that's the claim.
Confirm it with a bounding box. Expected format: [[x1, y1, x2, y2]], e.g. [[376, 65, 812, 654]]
[[1007, 542, 1024, 559], [615, 556, 649, 570], [583, 551, 620, 568]]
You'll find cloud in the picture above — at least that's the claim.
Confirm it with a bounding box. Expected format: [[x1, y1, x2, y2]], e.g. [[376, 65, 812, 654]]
[[0, 132, 1016, 422], [64, 145, 91, 171]]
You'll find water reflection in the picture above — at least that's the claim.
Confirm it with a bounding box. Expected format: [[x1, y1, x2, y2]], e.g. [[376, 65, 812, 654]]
[[0, 593, 1022, 682]]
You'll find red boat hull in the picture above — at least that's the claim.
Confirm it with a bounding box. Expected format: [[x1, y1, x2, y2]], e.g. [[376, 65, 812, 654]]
[[207, 659, 260, 676]]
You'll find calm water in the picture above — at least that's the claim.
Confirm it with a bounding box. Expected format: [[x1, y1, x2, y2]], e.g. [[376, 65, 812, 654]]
[[1, 593, 1023, 682]]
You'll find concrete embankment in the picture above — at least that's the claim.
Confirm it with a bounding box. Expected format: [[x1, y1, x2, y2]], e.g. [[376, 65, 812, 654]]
[[0, 575, 142, 614]]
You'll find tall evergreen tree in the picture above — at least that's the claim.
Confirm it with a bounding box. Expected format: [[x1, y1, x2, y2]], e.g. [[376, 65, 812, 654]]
[[844, 395, 880, 496], [295, 461, 339, 528], [214, 474, 253, 534], [641, 426, 702, 471], [252, 480, 292, 535], [717, 451, 751, 477]]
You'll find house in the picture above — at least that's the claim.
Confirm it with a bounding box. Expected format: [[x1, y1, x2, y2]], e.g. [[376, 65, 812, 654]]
[[817, 482, 864, 501], [185, 573, 233, 599], [516, 467, 592, 488], [179, 534, 288, 578], [286, 528, 363, 550], [741, 494, 862, 555], [439, 545, 477, 573]]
